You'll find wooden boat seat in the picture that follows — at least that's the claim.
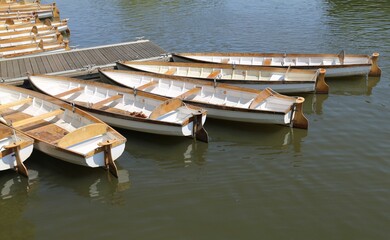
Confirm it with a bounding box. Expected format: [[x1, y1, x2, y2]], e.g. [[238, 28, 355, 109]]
[[12, 108, 64, 128], [54, 87, 84, 98], [249, 90, 272, 109], [207, 70, 221, 79], [149, 98, 183, 120], [56, 123, 108, 148], [176, 87, 202, 100], [92, 94, 123, 109], [0, 127, 12, 140], [164, 68, 177, 75], [136, 81, 158, 90], [0, 98, 32, 111], [27, 123, 69, 143]]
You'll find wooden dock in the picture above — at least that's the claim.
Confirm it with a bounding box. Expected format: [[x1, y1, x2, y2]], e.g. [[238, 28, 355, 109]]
[[0, 40, 168, 85]]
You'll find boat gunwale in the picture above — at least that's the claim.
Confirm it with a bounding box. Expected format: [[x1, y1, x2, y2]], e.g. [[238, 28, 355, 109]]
[[0, 127, 34, 158], [99, 69, 298, 115], [0, 84, 126, 158], [118, 60, 319, 75], [28, 74, 207, 128]]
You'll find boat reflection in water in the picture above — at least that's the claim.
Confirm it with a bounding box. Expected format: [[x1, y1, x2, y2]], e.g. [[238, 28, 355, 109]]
[[123, 129, 208, 168], [326, 75, 381, 96], [0, 169, 39, 200], [29, 151, 131, 205], [205, 119, 308, 153], [0, 169, 38, 239], [301, 93, 329, 115]]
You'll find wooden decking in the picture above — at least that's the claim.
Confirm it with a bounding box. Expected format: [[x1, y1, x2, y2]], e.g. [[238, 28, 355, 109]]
[[0, 40, 167, 85]]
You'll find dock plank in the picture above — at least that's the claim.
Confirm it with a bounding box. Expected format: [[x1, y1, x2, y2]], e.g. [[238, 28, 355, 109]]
[[46, 55, 61, 73], [18, 58, 27, 76], [88, 49, 106, 65], [6, 61, 14, 77], [29, 58, 40, 74], [11, 60, 22, 78], [35, 57, 46, 74], [40, 56, 53, 73], [55, 53, 72, 70], [0, 40, 167, 83], [0, 60, 6, 77], [23, 58, 34, 75]]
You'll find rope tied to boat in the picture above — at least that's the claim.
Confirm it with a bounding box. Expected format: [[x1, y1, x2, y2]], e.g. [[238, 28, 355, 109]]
[[81, 64, 97, 74]]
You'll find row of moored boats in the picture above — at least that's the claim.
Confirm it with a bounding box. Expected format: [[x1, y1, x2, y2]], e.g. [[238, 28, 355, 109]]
[[0, 27, 381, 178], [0, 0, 70, 58]]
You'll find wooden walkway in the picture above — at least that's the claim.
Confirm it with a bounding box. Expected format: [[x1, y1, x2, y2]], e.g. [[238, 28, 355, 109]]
[[0, 40, 167, 85]]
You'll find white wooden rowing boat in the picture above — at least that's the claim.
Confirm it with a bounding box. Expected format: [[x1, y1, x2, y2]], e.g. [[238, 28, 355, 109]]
[[0, 23, 69, 39], [0, 9, 55, 20], [0, 31, 61, 48], [0, 17, 34, 25], [0, 123, 33, 177], [0, 39, 70, 58], [99, 69, 309, 129], [172, 51, 382, 77], [0, 26, 62, 40], [28, 74, 209, 142], [116, 61, 327, 94], [0, 84, 127, 177], [0, 19, 68, 33], [0, 2, 53, 12]]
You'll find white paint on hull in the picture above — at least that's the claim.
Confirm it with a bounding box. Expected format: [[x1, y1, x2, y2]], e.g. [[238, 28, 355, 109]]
[[0, 142, 33, 171], [33, 140, 125, 168]]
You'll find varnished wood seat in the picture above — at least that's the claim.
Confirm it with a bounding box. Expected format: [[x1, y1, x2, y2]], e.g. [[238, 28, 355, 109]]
[[54, 87, 84, 98], [164, 68, 177, 75]]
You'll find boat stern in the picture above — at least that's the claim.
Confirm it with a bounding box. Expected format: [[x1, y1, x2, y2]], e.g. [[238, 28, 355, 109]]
[[314, 68, 329, 94], [291, 97, 309, 129], [368, 52, 382, 77]]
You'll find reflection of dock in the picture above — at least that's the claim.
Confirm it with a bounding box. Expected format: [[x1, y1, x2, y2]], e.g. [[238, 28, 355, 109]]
[[1, 40, 167, 85]]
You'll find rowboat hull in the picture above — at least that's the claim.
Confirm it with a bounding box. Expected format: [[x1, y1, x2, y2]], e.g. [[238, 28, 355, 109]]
[[0, 84, 126, 177], [88, 110, 206, 137], [184, 102, 293, 125], [0, 23, 68, 34], [99, 69, 308, 129], [172, 52, 381, 77], [116, 60, 327, 94], [28, 75, 209, 142], [225, 82, 316, 94], [0, 144, 33, 170], [0, 40, 69, 58], [33, 139, 125, 168], [0, 125, 33, 176]]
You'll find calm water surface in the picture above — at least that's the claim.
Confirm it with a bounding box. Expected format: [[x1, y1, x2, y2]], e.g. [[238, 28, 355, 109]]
[[1, 0, 389, 239]]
